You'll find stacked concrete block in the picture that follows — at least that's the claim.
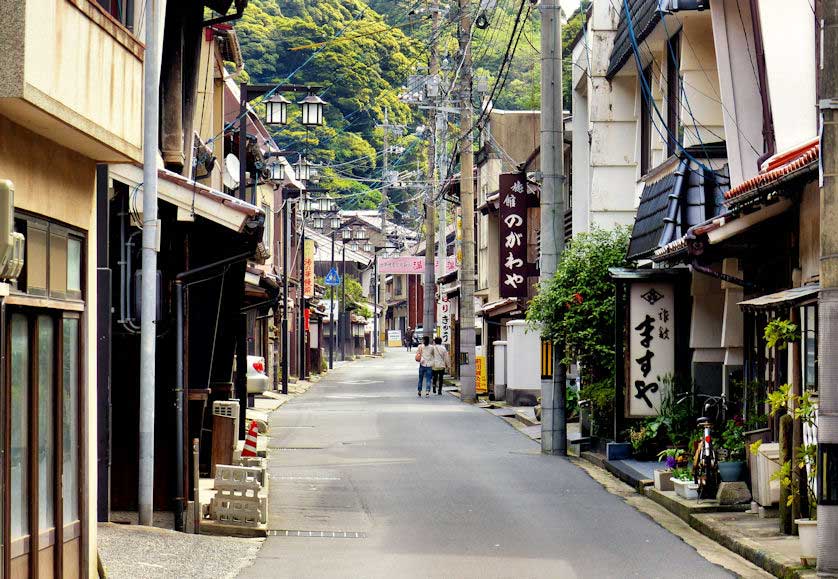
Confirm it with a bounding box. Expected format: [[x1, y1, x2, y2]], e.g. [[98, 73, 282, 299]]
[[209, 464, 267, 526]]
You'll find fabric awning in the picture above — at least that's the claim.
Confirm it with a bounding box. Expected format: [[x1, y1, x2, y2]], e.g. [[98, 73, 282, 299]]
[[738, 284, 820, 310], [110, 163, 262, 233]]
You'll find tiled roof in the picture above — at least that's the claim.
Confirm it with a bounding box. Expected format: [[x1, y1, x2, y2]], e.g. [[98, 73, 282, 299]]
[[606, 0, 661, 80], [724, 139, 819, 204], [627, 149, 729, 261]]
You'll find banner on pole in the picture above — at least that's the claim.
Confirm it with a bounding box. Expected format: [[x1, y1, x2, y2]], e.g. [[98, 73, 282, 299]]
[[304, 239, 316, 297], [377, 256, 457, 275]]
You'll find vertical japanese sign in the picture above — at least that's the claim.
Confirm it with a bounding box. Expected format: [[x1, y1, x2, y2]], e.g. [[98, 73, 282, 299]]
[[304, 239, 315, 298], [498, 173, 528, 298], [628, 282, 675, 417], [455, 209, 463, 267], [437, 297, 451, 345], [475, 355, 487, 394]]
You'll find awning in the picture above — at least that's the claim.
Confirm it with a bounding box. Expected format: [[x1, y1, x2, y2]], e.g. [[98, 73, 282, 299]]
[[738, 284, 820, 311], [109, 163, 262, 233], [477, 297, 520, 318]]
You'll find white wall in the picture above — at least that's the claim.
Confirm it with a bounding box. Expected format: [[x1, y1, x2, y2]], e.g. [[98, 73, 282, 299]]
[[710, 0, 764, 185], [505, 320, 541, 390], [758, 0, 817, 152]]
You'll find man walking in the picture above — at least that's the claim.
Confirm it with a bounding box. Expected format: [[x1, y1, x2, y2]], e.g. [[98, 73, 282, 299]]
[[416, 336, 433, 396], [430, 336, 450, 395], [405, 326, 415, 351]]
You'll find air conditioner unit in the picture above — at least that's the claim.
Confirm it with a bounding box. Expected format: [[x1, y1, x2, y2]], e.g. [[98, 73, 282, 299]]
[[0, 181, 23, 281]]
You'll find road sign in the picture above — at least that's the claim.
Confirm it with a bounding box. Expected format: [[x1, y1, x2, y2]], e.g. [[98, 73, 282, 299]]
[[324, 267, 341, 286]]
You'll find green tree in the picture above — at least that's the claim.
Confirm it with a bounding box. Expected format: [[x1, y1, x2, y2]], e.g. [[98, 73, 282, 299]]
[[526, 226, 632, 431]]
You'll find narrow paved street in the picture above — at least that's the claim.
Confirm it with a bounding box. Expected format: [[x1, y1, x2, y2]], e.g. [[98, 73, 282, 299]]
[[239, 350, 732, 578]]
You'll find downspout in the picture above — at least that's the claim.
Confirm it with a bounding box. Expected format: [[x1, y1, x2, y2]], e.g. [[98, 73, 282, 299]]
[[173, 250, 252, 532], [749, 0, 776, 167]]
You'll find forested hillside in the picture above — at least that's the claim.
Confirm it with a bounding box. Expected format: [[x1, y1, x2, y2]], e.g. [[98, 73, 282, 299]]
[[235, 0, 588, 222]]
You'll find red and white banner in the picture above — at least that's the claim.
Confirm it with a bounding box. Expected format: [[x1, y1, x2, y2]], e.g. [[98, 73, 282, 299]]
[[378, 256, 457, 275]]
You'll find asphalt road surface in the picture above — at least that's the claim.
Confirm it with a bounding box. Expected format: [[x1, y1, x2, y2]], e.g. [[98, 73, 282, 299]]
[[239, 350, 732, 579]]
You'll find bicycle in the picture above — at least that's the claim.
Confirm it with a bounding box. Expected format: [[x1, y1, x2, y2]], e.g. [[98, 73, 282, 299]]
[[677, 393, 729, 501]]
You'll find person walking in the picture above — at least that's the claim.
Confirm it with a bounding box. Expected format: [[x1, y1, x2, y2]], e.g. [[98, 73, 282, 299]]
[[405, 326, 415, 351], [430, 337, 450, 395], [415, 335, 433, 396]]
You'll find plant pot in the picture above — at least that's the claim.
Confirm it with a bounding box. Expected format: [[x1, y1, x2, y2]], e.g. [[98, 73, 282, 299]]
[[718, 461, 746, 482], [672, 477, 699, 500], [795, 518, 817, 566], [654, 469, 674, 492]]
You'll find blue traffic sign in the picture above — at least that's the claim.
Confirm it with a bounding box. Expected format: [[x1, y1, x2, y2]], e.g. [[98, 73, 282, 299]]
[[324, 267, 341, 286]]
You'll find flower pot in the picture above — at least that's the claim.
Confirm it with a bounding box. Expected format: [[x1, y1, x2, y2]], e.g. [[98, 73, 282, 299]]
[[672, 477, 699, 500], [654, 469, 674, 492], [795, 518, 817, 566], [718, 461, 746, 482]]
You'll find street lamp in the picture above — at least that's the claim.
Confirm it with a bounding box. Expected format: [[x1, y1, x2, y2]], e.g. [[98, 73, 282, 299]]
[[295, 157, 312, 181], [265, 93, 291, 126], [298, 92, 327, 127], [269, 160, 285, 182]]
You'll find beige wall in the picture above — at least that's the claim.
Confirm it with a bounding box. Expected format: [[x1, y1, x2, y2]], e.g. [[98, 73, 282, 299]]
[[0, 113, 98, 577], [0, 0, 143, 163]]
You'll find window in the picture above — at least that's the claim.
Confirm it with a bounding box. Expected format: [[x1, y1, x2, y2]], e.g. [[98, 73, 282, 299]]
[[7, 311, 83, 570], [802, 304, 817, 392], [640, 65, 653, 175], [96, 0, 135, 29], [15, 216, 84, 300], [666, 33, 683, 157]]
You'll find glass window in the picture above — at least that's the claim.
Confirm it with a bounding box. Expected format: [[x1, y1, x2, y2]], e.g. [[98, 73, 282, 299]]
[[11, 314, 29, 539], [27, 224, 48, 294], [67, 237, 82, 295], [803, 305, 817, 392], [38, 315, 55, 530], [63, 318, 80, 523], [50, 232, 68, 297]]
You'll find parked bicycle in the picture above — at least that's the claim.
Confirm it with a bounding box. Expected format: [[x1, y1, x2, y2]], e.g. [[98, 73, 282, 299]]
[[677, 393, 729, 501]]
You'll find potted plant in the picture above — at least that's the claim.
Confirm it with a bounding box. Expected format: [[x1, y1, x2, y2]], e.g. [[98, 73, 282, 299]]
[[655, 448, 684, 491], [718, 416, 746, 482], [671, 466, 699, 500], [760, 382, 819, 564]]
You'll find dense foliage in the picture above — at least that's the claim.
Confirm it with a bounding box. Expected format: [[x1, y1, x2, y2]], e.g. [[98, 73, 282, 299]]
[[526, 227, 631, 431], [236, 1, 589, 223]]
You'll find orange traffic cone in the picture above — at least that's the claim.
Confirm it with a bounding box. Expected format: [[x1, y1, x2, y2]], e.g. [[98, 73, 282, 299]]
[[242, 420, 258, 457]]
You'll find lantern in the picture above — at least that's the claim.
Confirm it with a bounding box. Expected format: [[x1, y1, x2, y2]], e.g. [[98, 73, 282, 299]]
[[265, 94, 290, 126], [298, 92, 327, 127]]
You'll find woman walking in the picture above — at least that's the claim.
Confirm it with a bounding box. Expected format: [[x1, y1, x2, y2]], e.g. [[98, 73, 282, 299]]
[[430, 337, 450, 395], [415, 336, 433, 396]]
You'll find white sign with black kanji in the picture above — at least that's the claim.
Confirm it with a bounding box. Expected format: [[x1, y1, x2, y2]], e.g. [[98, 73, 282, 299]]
[[628, 282, 675, 417]]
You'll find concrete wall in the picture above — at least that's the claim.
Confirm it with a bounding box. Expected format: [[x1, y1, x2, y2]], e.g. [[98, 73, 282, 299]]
[[487, 111, 540, 168], [710, 0, 764, 185], [678, 13, 725, 149], [758, 0, 817, 152], [0, 114, 98, 577], [0, 0, 143, 162]]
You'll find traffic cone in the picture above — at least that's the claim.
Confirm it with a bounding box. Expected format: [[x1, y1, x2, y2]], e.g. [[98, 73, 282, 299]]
[[242, 420, 258, 457]]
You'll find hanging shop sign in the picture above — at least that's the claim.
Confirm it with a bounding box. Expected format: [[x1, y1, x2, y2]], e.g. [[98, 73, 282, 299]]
[[437, 297, 451, 345], [377, 256, 457, 275], [498, 172, 528, 298], [304, 239, 316, 297], [628, 282, 675, 417]]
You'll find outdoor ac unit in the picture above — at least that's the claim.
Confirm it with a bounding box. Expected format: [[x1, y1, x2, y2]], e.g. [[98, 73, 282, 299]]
[[0, 181, 23, 281]]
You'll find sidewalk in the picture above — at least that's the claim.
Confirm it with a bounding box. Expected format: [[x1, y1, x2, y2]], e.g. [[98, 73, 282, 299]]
[[475, 396, 815, 578]]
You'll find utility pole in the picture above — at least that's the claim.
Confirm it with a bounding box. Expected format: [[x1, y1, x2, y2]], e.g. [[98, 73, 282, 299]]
[[423, 0, 441, 339], [138, 0, 160, 527], [818, 0, 838, 572], [458, 0, 477, 403], [281, 192, 290, 394], [379, 107, 390, 346], [539, 0, 566, 455], [341, 242, 347, 360], [329, 231, 335, 369]]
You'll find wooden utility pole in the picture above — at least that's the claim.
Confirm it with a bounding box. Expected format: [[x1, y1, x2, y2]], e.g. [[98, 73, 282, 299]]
[[539, 0, 566, 455], [818, 0, 838, 572], [379, 107, 390, 346], [423, 0, 440, 338], [458, 0, 476, 402]]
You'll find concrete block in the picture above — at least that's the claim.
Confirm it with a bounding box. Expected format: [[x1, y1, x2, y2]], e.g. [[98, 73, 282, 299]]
[[606, 442, 632, 461], [717, 481, 752, 505], [214, 464, 263, 492]]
